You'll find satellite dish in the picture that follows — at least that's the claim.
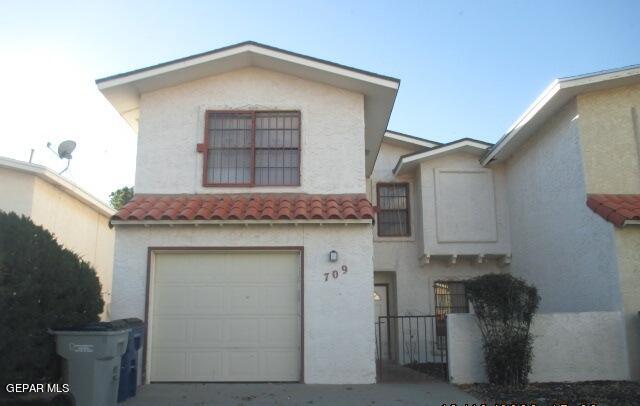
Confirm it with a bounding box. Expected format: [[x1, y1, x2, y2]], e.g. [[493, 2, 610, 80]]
[[57, 140, 76, 159], [46, 140, 77, 174]]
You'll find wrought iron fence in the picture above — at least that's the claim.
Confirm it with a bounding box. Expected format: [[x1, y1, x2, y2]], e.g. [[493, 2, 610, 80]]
[[375, 315, 448, 380]]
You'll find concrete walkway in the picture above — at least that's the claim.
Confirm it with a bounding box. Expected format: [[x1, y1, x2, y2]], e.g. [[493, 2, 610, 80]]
[[123, 382, 479, 405]]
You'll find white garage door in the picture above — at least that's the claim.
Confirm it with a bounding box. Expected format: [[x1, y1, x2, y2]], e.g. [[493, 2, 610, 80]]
[[150, 251, 301, 382]]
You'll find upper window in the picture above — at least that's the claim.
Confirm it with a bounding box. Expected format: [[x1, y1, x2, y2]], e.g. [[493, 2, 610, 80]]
[[376, 183, 410, 237], [203, 111, 301, 186]]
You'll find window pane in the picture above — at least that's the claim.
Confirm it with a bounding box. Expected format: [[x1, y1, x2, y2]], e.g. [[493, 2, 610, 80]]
[[254, 112, 300, 185], [377, 184, 409, 236], [206, 111, 300, 185]]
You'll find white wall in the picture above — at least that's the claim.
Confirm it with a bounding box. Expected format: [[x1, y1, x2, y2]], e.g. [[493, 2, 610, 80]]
[[447, 312, 630, 383], [111, 224, 376, 384], [505, 100, 622, 313], [137, 66, 365, 195], [0, 167, 35, 215], [370, 141, 507, 364], [418, 153, 511, 258]]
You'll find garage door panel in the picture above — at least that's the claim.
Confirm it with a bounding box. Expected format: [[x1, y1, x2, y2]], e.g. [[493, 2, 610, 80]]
[[153, 318, 188, 347], [264, 286, 298, 313], [264, 317, 299, 346], [226, 351, 260, 380], [264, 350, 299, 380], [151, 251, 300, 382], [189, 352, 223, 380], [227, 286, 265, 312], [154, 286, 189, 314], [191, 286, 226, 312], [190, 318, 224, 346], [152, 352, 187, 381], [225, 318, 261, 345]]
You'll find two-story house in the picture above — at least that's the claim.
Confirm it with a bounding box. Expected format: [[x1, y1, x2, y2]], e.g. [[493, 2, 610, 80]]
[[480, 66, 640, 380], [98, 42, 640, 384], [98, 42, 398, 384]]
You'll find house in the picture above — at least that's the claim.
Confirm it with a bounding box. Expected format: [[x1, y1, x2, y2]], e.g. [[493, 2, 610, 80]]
[[98, 42, 396, 384], [481, 65, 640, 380], [98, 41, 640, 384], [0, 156, 116, 318], [370, 132, 511, 366]]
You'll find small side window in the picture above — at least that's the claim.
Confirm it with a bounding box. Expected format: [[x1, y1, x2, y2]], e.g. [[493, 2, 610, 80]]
[[377, 183, 410, 237]]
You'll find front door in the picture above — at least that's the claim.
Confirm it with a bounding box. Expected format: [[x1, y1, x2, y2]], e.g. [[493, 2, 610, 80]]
[[374, 284, 390, 360]]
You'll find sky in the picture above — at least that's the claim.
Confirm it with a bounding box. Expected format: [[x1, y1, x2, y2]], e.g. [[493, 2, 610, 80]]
[[0, 0, 639, 203]]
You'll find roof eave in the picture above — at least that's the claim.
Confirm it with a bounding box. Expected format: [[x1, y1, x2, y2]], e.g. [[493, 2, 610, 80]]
[[0, 157, 115, 217], [96, 41, 400, 176], [394, 139, 492, 175], [383, 130, 441, 149], [482, 64, 640, 166]]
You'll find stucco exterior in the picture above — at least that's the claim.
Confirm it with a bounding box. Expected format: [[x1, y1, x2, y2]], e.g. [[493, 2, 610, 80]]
[[111, 224, 376, 384], [0, 162, 115, 318], [447, 312, 630, 384], [104, 45, 640, 384], [615, 228, 640, 379], [577, 83, 640, 194], [370, 140, 506, 365], [136, 67, 365, 195], [505, 100, 622, 313], [577, 83, 640, 378], [110, 65, 378, 384], [416, 153, 510, 258]]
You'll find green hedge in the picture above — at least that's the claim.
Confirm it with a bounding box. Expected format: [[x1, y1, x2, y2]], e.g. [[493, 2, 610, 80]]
[[0, 211, 104, 385], [465, 273, 540, 388]]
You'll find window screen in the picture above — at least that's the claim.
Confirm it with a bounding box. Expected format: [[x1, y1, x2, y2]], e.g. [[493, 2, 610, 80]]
[[377, 183, 410, 236], [205, 111, 300, 186], [434, 281, 469, 349]]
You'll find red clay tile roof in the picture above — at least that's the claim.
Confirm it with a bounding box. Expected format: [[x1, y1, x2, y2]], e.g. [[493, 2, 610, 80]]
[[112, 194, 375, 222], [587, 194, 640, 227]]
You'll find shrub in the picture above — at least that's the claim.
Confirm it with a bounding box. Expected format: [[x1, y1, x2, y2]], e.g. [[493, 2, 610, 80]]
[[0, 211, 104, 385], [465, 273, 540, 387]]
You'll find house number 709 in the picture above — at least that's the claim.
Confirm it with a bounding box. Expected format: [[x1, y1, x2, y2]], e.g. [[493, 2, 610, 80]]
[[324, 265, 348, 282]]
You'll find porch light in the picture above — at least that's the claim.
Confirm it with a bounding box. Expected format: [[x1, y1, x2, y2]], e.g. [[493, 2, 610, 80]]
[[329, 250, 338, 262]]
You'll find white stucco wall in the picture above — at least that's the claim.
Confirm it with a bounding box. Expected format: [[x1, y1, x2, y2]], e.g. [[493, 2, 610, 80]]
[[417, 153, 511, 257], [29, 177, 115, 315], [370, 141, 506, 364], [447, 312, 630, 384], [615, 227, 640, 379], [0, 167, 35, 215], [136, 67, 365, 195], [111, 224, 376, 384], [505, 100, 622, 313]]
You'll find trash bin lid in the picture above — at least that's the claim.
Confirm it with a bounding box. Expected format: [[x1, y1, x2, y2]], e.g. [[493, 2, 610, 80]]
[[55, 320, 129, 332], [111, 317, 144, 327]]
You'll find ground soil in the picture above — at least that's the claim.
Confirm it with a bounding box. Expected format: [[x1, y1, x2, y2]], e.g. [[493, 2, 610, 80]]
[[460, 381, 640, 406]]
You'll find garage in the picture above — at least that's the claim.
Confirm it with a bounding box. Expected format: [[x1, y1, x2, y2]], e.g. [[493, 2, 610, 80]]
[[149, 250, 301, 382]]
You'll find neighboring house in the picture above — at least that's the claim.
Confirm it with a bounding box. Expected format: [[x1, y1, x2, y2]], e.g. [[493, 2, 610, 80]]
[[481, 66, 640, 379], [97, 41, 639, 384], [0, 156, 116, 318], [370, 132, 511, 363]]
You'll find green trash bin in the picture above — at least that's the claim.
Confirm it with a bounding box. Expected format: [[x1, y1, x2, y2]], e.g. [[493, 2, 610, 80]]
[[52, 323, 130, 406]]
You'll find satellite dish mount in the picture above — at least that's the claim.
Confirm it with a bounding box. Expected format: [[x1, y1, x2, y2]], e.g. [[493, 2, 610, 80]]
[[47, 140, 77, 174]]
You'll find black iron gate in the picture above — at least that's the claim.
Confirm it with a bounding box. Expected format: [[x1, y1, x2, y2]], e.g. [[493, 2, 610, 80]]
[[375, 315, 448, 380]]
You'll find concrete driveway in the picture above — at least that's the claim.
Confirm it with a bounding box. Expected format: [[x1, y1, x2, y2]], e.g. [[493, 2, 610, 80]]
[[122, 382, 479, 405]]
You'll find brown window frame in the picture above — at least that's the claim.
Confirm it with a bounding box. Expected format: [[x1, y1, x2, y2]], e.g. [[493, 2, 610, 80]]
[[201, 110, 301, 187], [376, 182, 411, 237]]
